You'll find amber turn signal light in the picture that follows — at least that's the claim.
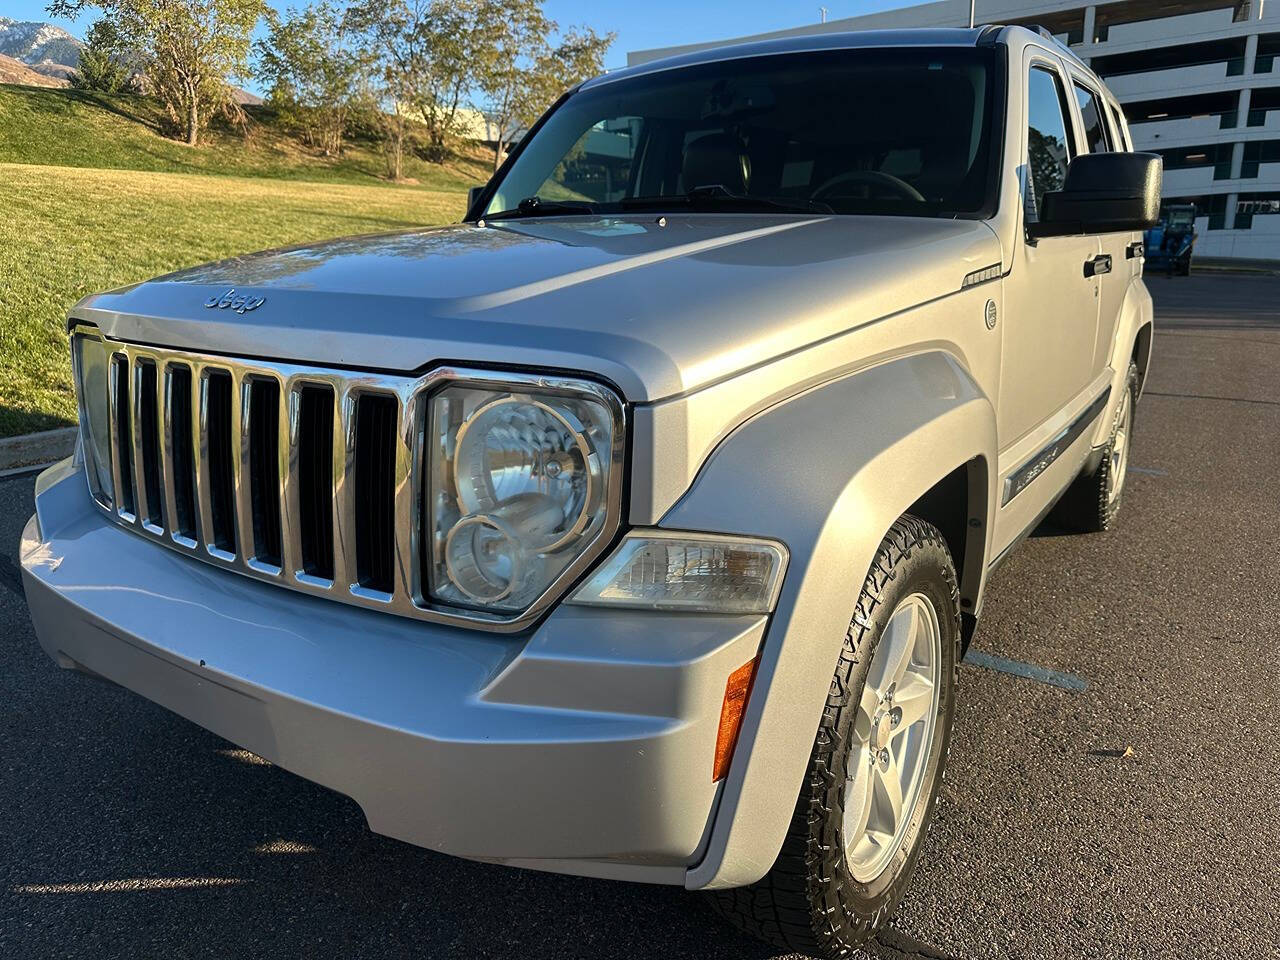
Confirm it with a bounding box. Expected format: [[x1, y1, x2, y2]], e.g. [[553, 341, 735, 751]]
[[712, 657, 758, 782]]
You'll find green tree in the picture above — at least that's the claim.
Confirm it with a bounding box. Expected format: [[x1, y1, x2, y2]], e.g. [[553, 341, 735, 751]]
[[48, 0, 266, 145], [256, 2, 361, 156], [345, 0, 483, 164], [70, 17, 134, 93], [476, 0, 612, 172]]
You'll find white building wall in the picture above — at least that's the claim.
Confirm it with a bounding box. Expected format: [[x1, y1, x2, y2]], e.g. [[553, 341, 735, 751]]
[[629, 0, 1280, 262]]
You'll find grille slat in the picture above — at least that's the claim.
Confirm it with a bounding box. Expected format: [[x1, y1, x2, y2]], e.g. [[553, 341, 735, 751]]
[[168, 365, 198, 541], [298, 385, 335, 581], [393, 397, 420, 603], [203, 370, 237, 555], [69, 332, 622, 631], [248, 379, 283, 568], [110, 355, 135, 518], [280, 385, 301, 578], [332, 392, 356, 590], [135, 360, 163, 529], [355, 395, 397, 593]]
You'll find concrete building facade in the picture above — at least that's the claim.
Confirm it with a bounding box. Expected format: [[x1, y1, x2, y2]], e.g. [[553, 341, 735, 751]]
[[629, 1, 1280, 261]]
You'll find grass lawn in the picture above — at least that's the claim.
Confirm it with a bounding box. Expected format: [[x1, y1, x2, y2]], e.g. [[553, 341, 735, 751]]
[[0, 84, 494, 190], [1, 161, 466, 438]]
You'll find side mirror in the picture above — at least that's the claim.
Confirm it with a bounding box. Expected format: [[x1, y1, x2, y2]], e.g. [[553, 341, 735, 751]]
[[468, 185, 486, 213], [1029, 152, 1162, 238]]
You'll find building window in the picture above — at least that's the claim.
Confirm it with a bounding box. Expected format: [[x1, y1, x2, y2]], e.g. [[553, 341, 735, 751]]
[[1092, 37, 1249, 78], [1256, 33, 1280, 74], [1119, 91, 1240, 132], [1156, 144, 1234, 180], [1234, 193, 1280, 229], [1240, 140, 1280, 179], [1248, 86, 1280, 127]]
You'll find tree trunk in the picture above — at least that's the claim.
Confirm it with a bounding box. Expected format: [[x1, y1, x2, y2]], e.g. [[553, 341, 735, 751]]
[[492, 137, 504, 173], [183, 74, 199, 146]]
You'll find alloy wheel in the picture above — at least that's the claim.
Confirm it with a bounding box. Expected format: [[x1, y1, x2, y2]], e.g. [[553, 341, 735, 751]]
[[843, 592, 942, 883]]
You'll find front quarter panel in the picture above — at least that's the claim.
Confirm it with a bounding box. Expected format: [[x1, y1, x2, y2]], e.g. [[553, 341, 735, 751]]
[[663, 351, 997, 890]]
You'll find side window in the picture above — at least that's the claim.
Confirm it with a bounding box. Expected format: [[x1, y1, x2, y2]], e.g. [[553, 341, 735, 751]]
[[1073, 83, 1111, 153], [1026, 65, 1074, 222]]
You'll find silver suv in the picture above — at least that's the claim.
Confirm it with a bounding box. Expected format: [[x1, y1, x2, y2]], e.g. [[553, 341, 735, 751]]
[[21, 25, 1161, 957]]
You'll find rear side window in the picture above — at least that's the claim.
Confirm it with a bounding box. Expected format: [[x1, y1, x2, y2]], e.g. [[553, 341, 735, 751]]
[[1026, 65, 1074, 221], [1073, 83, 1111, 153]]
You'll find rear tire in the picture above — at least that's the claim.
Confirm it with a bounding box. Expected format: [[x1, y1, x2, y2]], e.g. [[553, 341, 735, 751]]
[[1050, 361, 1139, 533], [709, 516, 960, 958]]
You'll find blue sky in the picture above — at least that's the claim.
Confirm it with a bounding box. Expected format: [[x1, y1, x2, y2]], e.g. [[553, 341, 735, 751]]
[[11, 0, 918, 70]]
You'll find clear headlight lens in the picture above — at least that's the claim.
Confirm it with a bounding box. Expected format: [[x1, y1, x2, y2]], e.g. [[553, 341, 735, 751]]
[[428, 384, 621, 612], [72, 333, 114, 506], [570, 531, 788, 614]]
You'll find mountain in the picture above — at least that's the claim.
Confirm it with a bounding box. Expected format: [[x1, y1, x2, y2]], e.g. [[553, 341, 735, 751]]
[[0, 19, 261, 97], [0, 18, 83, 75], [0, 51, 69, 88]]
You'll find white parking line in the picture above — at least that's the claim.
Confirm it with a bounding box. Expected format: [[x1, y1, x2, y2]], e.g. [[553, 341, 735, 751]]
[[12, 877, 247, 894], [963, 650, 1087, 692]]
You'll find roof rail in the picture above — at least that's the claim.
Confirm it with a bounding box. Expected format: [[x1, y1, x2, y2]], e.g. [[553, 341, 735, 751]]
[[975, 23, 1003, 46], [1025, 22, 1083, 60]]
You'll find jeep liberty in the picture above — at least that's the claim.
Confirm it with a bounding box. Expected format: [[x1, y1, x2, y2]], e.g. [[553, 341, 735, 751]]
[[21, 25, 1161, 957]]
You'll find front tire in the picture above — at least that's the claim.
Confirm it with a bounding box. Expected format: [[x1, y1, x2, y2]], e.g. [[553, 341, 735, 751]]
[[710, 517, 960, 958]]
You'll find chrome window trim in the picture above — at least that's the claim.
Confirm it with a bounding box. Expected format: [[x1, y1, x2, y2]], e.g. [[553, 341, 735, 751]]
[[69, 324, 627, 635]]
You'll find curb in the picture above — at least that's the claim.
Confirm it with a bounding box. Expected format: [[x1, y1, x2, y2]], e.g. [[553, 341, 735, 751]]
[[0, 427, 77, 473]]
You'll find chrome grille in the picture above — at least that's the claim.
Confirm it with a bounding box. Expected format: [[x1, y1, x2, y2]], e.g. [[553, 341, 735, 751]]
[[70, 326, 624, 632]]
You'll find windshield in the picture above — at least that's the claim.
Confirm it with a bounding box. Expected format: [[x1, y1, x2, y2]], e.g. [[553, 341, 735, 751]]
[[482, 47, 1000, 220]]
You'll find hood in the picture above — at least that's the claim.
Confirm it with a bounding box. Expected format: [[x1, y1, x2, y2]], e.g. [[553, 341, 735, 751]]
[[75, 214, 1002, 402]]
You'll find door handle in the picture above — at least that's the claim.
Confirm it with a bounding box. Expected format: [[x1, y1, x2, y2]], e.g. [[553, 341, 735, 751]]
[[1126, 241, 1144, 260], [1084, 254, 1112, 278]]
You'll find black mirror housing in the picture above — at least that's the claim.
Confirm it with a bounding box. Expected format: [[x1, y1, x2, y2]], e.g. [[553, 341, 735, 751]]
[[467, 185, 486, 216], [1029, 152, 1163, 238]]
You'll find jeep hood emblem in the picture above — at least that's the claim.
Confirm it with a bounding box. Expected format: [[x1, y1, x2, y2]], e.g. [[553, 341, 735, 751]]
[[204, 288, 265, 314]]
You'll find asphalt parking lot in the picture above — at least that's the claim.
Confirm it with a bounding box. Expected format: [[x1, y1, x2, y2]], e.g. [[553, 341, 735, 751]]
[[2, 273, 1278, 960]]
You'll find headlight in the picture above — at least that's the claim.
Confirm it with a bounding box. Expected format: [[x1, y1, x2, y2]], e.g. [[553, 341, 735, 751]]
[[72, 332, 114, 507], [569, 531, 788, 614], [427, 381, 623, 613]]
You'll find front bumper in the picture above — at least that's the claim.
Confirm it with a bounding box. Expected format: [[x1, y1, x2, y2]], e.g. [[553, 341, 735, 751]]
[[20, 460, 765, 885]]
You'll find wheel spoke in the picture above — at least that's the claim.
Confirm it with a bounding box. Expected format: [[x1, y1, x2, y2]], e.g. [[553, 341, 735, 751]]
[[843, 747, 875, 847], [856, 681, 879, 739], [891, 672, 935, 733], [871, 602, 916, 694], [871, 755, 905, 835]]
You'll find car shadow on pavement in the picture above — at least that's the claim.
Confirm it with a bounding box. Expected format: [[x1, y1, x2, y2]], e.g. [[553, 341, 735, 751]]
[[3, 657, 932, 960]]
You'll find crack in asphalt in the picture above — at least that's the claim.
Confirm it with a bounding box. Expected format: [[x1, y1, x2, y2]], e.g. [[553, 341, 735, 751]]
[[1144, 389, 1280, 408]]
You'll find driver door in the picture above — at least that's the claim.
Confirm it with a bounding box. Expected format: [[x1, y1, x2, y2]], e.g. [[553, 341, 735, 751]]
[[995, 54, 1103, 551], [999, 56, 1101, 447]]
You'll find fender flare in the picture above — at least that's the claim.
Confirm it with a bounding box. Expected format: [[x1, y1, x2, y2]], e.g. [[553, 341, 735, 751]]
[[661, 350, 997, 889], [1090, 278, 1154, 448]]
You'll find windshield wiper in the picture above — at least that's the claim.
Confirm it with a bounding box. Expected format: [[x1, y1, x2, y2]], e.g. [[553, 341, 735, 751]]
[[483, 195, 597, 220], [619, 186, 833, 215]]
